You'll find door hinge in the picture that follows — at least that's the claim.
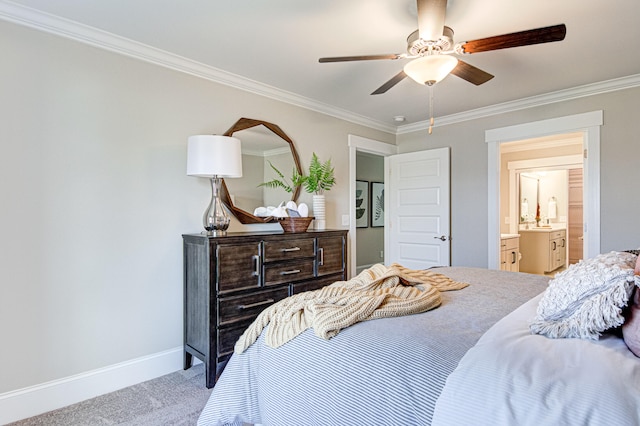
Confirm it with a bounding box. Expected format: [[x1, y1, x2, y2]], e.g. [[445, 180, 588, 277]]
[[583, 148, 588, 159]]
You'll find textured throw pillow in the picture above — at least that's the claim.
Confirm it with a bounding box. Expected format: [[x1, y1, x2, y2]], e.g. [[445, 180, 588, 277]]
[[530, 251, 639, 340]]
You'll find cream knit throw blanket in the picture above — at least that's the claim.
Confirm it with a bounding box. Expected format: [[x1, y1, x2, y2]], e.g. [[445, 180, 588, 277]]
[[234, 263, 469, 353]]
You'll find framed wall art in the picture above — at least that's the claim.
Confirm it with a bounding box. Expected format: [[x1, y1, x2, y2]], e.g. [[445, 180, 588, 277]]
[[355, 180, 369, 228], [371, 182, 384, 227]]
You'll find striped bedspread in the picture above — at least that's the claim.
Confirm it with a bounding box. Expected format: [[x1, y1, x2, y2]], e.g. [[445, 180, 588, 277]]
[[197, 267, 549, 426]]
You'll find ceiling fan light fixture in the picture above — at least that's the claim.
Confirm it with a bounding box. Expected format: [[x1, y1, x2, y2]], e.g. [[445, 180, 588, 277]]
[[403, 55, 458, 85]]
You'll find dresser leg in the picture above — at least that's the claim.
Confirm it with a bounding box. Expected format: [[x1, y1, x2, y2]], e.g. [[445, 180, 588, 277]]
[[184, 351, 193, 370], [205, 361, 215, 388]]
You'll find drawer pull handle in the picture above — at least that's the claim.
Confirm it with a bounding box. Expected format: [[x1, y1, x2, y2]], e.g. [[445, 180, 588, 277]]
[[281, 247, 301, 252], [280, 269, 301, 275], [318, 247, 324, 266], [238, 299, 275, 310], [252, 255, 260, 277]]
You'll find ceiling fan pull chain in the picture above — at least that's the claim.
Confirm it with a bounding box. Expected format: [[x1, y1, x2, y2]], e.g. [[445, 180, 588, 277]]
[[428, 84, 434, 135]]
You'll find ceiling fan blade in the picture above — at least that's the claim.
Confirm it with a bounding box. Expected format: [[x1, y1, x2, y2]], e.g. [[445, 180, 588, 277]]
[[371, 70, 407, 95], [461, 24, 566, 54], [319, 54, 403, 63], [450, 60, 494, 85], [417, 0, 448, 41]]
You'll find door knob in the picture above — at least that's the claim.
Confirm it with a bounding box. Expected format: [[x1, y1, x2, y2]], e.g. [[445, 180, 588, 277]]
[[434, 235, 449, 241]]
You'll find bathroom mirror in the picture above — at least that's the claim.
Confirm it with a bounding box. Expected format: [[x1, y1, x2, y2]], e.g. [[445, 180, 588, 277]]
[[519, 173, 538, 223], [220, 118, 302, 224]]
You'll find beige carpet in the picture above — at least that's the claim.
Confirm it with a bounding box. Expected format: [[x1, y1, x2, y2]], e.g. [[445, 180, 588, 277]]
[[8, 364, 213, 426]]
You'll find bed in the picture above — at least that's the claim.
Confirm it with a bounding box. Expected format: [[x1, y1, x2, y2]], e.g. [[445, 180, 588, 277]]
[[197, 255, 640, 426]]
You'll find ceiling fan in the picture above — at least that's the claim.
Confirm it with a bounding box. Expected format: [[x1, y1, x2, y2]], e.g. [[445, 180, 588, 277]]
[[319, 0, 566, 95]]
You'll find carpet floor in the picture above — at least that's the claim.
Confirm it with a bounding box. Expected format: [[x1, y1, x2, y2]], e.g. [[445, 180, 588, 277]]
[[8, 363, 213, 426]]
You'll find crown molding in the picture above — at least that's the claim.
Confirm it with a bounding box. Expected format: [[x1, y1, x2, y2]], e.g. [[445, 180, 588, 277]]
[[397, 73, 640, 134], [2, 1, 639, 137], [0, 0, 396, 134]]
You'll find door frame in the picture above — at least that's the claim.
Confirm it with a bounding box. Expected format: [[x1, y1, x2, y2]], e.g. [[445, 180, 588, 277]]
[[486, 110, 603, 269], [348, 135, 397, 278]]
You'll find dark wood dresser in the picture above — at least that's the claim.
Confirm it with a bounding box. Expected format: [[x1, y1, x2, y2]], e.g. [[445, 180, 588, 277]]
[[182, 229, 348, 388]]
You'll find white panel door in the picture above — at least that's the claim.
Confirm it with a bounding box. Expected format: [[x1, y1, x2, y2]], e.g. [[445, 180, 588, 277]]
[[387, 147, 450, 269]]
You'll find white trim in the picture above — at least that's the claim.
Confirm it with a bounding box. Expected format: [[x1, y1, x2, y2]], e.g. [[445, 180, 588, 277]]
[[348, 135, 397, 278], [1, 1, 638, 135], [487, 141, 501, 268], [0, 346, 187, 424], [486, 111, 603, 142], [486, 111, 602, 269], [398, 76, 637, 134]]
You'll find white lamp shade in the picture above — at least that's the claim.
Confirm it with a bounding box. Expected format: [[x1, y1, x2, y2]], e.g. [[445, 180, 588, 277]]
[[187, 135, 243, 178], [403, 55, 459, 85]]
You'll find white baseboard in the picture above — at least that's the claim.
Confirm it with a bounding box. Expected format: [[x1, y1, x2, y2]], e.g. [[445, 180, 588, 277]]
[[0, 346, 196, 425]]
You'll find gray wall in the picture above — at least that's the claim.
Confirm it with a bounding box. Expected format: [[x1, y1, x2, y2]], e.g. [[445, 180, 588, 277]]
[[397, 87, 640, 267], [0, 20, 395, 395]]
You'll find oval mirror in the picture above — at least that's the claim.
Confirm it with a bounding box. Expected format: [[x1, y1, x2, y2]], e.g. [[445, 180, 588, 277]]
[[220, 118, 303, 224]]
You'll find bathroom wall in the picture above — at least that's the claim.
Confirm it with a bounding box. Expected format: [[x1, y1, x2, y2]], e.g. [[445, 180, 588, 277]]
[[355, 151, 384, 271]]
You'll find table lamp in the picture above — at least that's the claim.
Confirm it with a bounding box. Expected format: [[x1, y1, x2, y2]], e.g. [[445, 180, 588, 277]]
[[187, 135, 242, 236]]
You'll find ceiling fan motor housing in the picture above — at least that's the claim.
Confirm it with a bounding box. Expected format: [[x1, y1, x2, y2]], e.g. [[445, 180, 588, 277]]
[[407, 26, 454, 56]]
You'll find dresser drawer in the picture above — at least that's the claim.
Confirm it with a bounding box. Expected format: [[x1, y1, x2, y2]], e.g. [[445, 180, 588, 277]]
[[217, 321, 251, 358], [317, 235, 345, 277], [216, 243, 261, 294], [264, 259, 315, 286], [263, 238, 314, 262], [218, 287, 288, 326], [549, 230, 566, 240]]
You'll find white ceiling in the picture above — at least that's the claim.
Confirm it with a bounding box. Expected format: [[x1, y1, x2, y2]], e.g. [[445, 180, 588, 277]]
[[3, 0, 640, 132]]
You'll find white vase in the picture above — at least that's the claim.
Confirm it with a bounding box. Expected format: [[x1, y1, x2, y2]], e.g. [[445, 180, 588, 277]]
[[313, 194, 326, 230]]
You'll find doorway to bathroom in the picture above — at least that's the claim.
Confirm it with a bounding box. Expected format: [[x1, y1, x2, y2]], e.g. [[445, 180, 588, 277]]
[[486, 110, 602, 270], [500, 134, 584, 275]]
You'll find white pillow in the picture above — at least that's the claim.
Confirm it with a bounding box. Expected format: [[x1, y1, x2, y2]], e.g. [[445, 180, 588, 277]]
[[530, 251, 638, 340]]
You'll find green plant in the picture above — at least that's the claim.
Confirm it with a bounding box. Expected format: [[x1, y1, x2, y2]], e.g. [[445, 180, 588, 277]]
[[258, 161, 305, 193], [258, 153, 335, 195], [301, 153, 335, 195]]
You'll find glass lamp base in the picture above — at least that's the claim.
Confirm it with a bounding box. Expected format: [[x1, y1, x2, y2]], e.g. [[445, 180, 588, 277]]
[[203, 177, 230, 236]]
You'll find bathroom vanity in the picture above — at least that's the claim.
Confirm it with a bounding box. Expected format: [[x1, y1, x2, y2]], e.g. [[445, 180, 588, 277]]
[[518, 228, 566, 275], [500, 234, 520, 272]]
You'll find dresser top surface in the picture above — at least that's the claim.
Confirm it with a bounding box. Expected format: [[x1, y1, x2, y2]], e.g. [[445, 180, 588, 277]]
[[183, 229, 347, 240]]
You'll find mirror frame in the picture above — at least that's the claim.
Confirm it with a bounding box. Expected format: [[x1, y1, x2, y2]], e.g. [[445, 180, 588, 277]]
[[220, 118, 303, 224]]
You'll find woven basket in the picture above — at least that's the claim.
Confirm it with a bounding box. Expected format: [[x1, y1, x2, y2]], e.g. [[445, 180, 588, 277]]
[[279, 217, 314, 233]]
